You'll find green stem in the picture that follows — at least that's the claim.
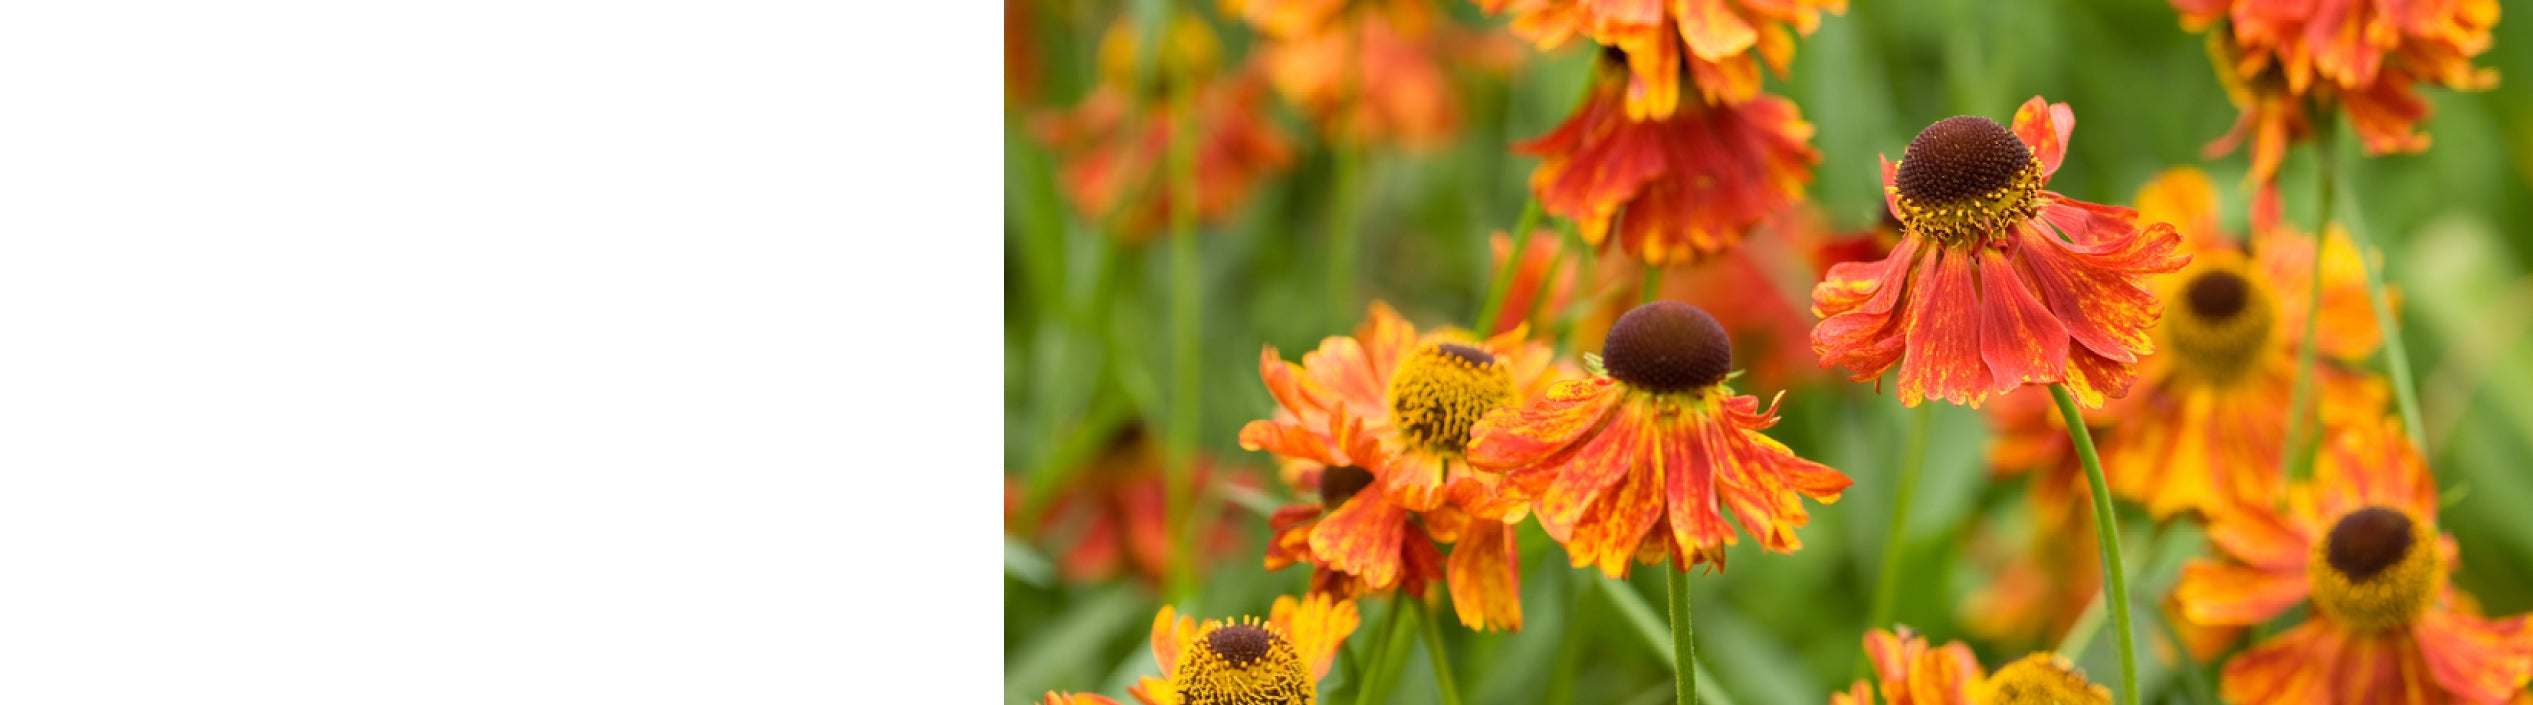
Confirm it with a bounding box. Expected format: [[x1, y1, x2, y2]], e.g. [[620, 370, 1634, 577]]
[[1667, 570, 1698, 705], [2050, 384, 2140, 705], [1543, 569, 1593, 705], [1475, 200, 1545, 333], [1329, 146, 1362, 328], [1163, 86, 1202, 602], [1864, 407, 1931, 644], [1356, 598, 1417, 705], [1417, 600, 1466, 705], [2280, 116, 2336, 481], [2339, 208, 2428, 454], [1640, 265, 1663, 305]]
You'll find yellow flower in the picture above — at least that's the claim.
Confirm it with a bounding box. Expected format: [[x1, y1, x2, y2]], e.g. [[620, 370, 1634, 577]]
[[1129, 595, 1360, 705]]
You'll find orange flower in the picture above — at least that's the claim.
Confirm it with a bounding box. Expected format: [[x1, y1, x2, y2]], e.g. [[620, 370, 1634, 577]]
[[1467, 301, 1850, 575], [1241, 302, 1558, 630], [1474, 0, 1844, 116], [2177, 0, 2499, 185], [2094, 167, 2390, 519], [1830, 626, 2112, 705], [1811, 97, 2192, 409], [1007, 427, 1255, 586], [2174, 416, 2533, 704], [1564, 208, 1891, 388], [1028, 17, 1295, 242], [1229, 0, 1517, 149], [1129, 594, 1360, 705], [1519, 50, 1820, 267]]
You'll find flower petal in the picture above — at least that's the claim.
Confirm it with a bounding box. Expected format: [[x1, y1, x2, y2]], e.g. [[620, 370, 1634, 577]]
[[2413, 609, 2533, 705], [2219, 619, 2345, 705], [1446, 519, 1525, 632], [1270, 592, 1361, 682], [1897, 246, 1990, 407], [2175, 558, 2310, 626], [1664, 407, 1736, 567], [1976, 248, 2071, 393], [1310, 481, 1411, 589], [2010, 96, 2074, 180], [1533, 394, 1652, 537], [1674, 0, 1757, 61], [1565, 429, 1665, 578]]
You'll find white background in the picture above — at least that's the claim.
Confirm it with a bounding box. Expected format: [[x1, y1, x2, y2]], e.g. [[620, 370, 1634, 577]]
[[0, 2, 987, 701]]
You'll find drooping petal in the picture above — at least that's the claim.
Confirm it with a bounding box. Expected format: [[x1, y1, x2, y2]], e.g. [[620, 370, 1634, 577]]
[[1663, 404, 1736, 566], [2220, 619, 2346, 705], [2176, 558, 2312, 626], [1565, 421, 1666, 577], [1310, 481, 1412, 589], [1446, 519, 1525, 632], [1270, 592, 1361, 682], [1674, 0, 1757, 60], [2412, 609, 2533, 704], [1239, 419, 1344, 467], [1467, 377, 1626, 472], [2014, 216, 2189, 381], [1264, 504, 1322, 572], [1533, 394, 1654, 536], [1896, 246, 1991, 407], [1976, 248, 2071, 393]]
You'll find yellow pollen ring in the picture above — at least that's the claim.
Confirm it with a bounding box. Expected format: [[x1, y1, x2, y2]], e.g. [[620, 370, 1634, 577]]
[[1174, 618, 1316, 705], [1981, 653, 2112, 705], [1888, 156, 2046, 247], [2308, 506, 2443, 634], [2162, 255, 2278, 385], [1387, 342, 1516, 455]]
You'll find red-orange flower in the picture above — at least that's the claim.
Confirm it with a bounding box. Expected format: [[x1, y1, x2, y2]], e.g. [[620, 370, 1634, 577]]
[[1129, 594, 1359, 705], [1519, 50, 1820, 267], [1564, 208, 1892, 388], [1241, 302, 1557, 630], [1228, 0, 1519, 149], [2097, 167, 2390, 519], [1474, 0, 1845, 116], [1830, 626, 2112, 705], [1811, 97, 2192, 409], [1468, 301, 1850, 575], [2177, 0, 2499, 185], [2174, 416, 2533, 704], [1029, 17, 1296, 242], [1006, 428, 1255, 586]]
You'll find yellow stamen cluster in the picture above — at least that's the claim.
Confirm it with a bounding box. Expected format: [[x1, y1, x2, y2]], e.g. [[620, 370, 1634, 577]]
[[2309, 505, 2443, 633], [1173, 619, 1315, 705], [1888, 116, 2047, 247], [2164, 259, 2278, 385], [1388, 342, 1515, 455], [1982, 653, 2112, 705]]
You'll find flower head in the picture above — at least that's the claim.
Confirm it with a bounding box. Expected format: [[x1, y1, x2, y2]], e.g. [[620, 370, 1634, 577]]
[[1830, 627, 2111, 705], [1130, 594, 1360, 705], [1474, 0, 1845, 116], [1029, 17, 1295, 242], [1811, 97, 2192, 409], [2179, 0, 2499, 185], [1241, 302, 1556, 630], [2174, 416, 2533, 704], [2092, 167, 2390, 519], [1230, 0, 1519, 149], [1519, 51, 1820, 267], [1468, 301, 1851, 576]]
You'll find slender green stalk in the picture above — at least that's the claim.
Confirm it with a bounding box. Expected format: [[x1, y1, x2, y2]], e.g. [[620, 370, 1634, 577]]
[[1163, 85, 1203, 602], [1864, 407, 1931, 642], [1667, 570, 1698, 705], [2280, 116, 2336, 481], [1356, 598, 1417, 705], [1640, 265, 1664, 304], [1543, 569, 1593, 705], [2050, 384, 2140, 705], [2338, 206, 2429, 454], [1329, 153, 1362, 327], [1417, 601, 1466, 705], [1475, 200, 1545, 332]]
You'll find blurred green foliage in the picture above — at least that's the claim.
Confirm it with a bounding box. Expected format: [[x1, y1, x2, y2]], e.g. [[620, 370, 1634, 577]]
[[1005, 0, 2533, 703]]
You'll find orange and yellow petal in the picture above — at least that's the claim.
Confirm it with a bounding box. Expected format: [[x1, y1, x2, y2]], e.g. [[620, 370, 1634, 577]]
[[1042, 692, 1124, 705], [1268, 592, 1360, 682], [1445, 518, 1525, 631], [1309, 480, 1415, 590], [2413, 609, 2533, 704]]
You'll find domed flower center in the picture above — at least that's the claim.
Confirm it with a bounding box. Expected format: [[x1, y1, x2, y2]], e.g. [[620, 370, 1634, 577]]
[[1601, 301, 1731, 394], [2165, 264, 2276, 384], [2309, 505, 2442, 633], [1175, 620, 1313, 705], [1889, 116, 2045, 245], [1388, 342, 1516, 455], [1318, 465, 1374, 511], [1982, 654, 2111, 705]]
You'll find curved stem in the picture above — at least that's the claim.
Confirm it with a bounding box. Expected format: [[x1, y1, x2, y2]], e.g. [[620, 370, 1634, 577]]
[[1475, 200, 1545, 332], [1355, 598, 1417, 705], [2050, 384, 2139, 705], [1163, 87, 1202, 602], [1865, 407, 1931, 639], [2280, 125, 2334, 481], [1667, 569, 1698, 705], [1416, 600, 1466, 705]]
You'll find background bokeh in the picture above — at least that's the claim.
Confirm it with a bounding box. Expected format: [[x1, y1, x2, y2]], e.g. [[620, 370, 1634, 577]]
[[1005, 1, 2533, 703]]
